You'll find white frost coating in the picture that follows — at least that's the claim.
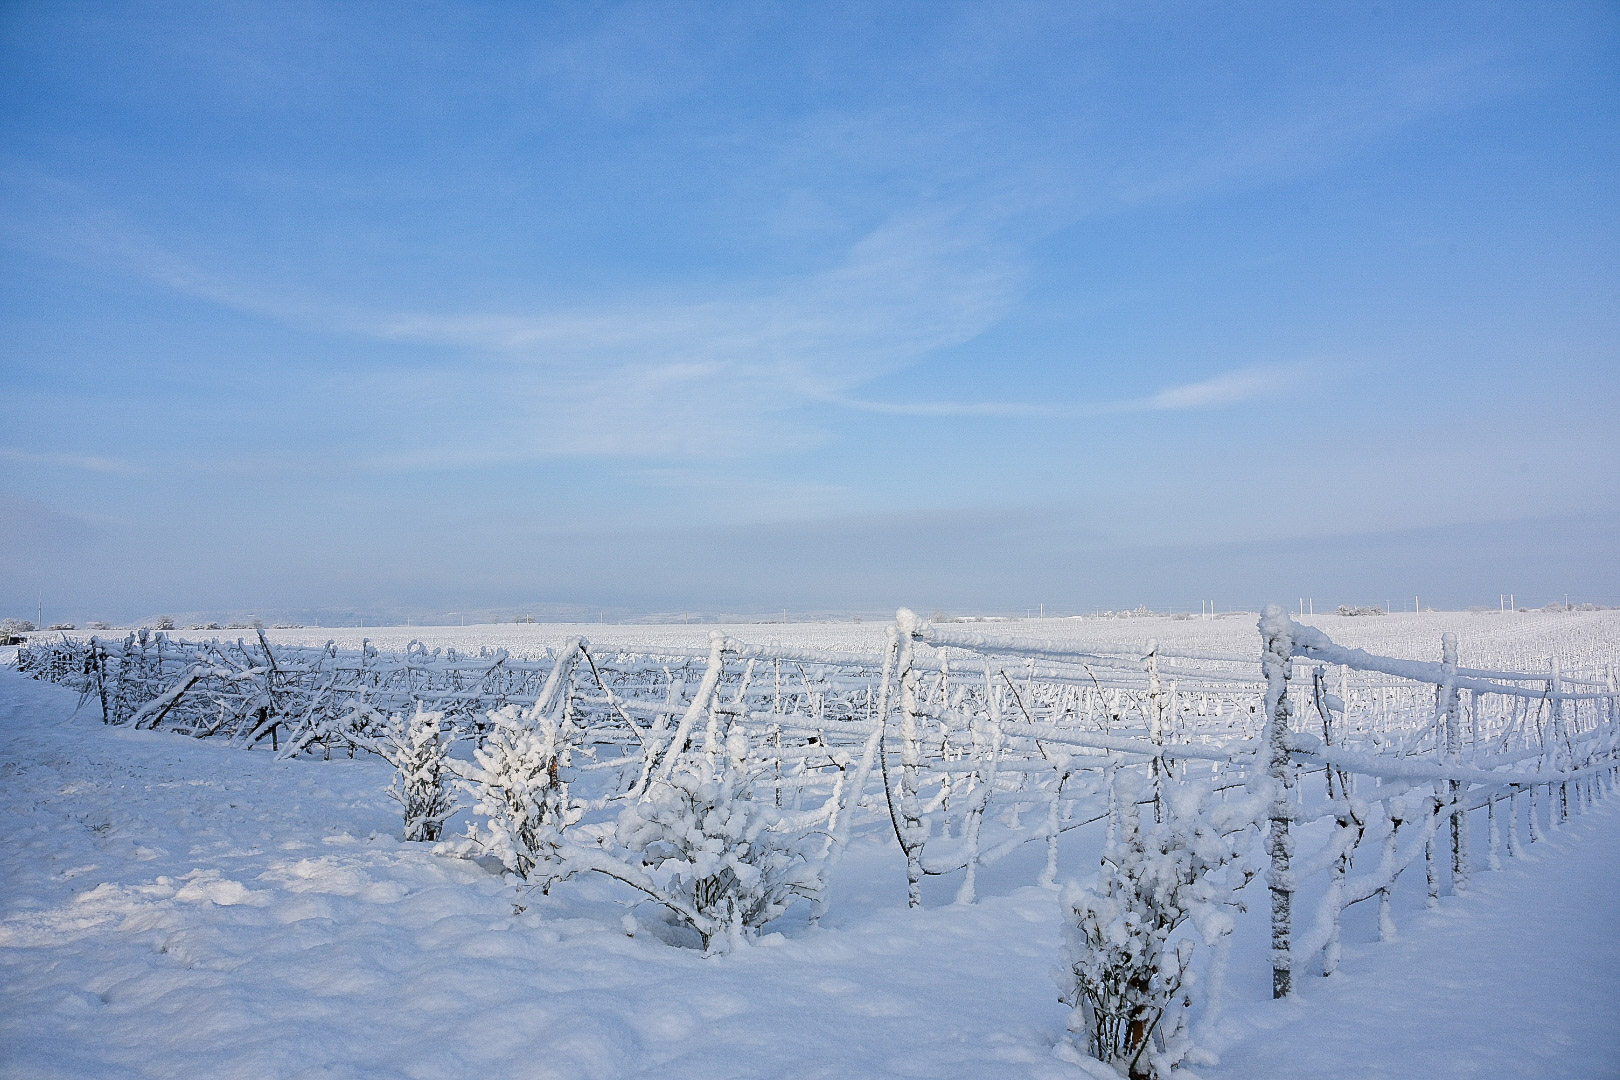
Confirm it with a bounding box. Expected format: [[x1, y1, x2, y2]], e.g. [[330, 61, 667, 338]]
[[458, 700, 582, 881], [1286, 619, 1611, 701], [1057, 770, 1261, 1079], [821, 626, 898, 896], [892, 609, 928, 908], [378, 704, 454, 842], [1259, 604, 1296, 999], [1441, 633, 1469, 893], [11, 603, 1620, 1056], [956, 654, 1004, 904], [990, 721, 1254, 762], [918, 622, 1251, 667], [618, 732, 823, 952], [1290, 733, 1619, 787], [653, 632, 726, 781], [8, 648, 1620, 1079]]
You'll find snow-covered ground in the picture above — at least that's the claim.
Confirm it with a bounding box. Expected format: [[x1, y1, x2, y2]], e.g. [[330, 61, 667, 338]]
[[4, 652, 1618, 1079]]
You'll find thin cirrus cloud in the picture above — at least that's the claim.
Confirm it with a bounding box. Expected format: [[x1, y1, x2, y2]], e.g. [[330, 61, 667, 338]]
[[363, 211, 1026, 409], [1137, 363, 1313, 412], [833, 363, 1314, 420], [8, 199, 1313, 471], [328, 357, 1311, 467], [0, 37, 1438, 472], [0, 448, 138, 473], [15, 204, 1033, 460], [22, 200, 1019, 384], [830, 397, 1060, 417]]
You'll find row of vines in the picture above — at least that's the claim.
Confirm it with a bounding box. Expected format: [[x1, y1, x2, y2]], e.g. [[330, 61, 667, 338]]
[[14, 608, 1620, 1079]]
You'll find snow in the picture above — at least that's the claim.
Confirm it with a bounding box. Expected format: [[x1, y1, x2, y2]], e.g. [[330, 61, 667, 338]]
[[0, 668, 1074, 1079], [1201, 799, 1620, 1079], [4, 620, 1620, 1079], [253, 608, 1620, 673]]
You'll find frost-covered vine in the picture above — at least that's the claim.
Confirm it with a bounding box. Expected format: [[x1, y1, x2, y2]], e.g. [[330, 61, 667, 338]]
[[459, 701, 582, 881], [617, 732, 824, 951], [379, 705, 454, 842], [1058, 772, 1262, 1079]]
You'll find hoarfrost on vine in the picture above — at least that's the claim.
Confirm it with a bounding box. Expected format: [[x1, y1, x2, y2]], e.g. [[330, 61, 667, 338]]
[[460, 701, 582, 881], [1058, 770, 1263, 1079], [379, 704, 455, 842], [618, 732, 823, 951]]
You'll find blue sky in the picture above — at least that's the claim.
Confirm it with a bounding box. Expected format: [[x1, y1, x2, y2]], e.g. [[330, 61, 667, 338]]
[[2, 1, 1616, 622]]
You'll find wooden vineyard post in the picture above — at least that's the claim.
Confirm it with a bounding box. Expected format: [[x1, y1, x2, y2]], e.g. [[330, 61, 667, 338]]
[[92, 638, 110, 724], [957, 654, 1003, 905], [1378, 801, 1401, 941], [1146, 640, 1164, 822], [894, 609, 927, 909], [1259, 605, 1295, 999], [1610, 666, 1620, 797], [1528, 783, 1545, 844], [1441, 633, 1468, 892], [1425, 802, 1440, 909], [1548, 654, 1561, 822], [1312, 664, 1339, 800]]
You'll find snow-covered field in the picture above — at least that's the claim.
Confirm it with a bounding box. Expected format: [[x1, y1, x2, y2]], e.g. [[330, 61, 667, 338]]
[[260, 608, 1620, 672], [4, 613, 1619, 1079]]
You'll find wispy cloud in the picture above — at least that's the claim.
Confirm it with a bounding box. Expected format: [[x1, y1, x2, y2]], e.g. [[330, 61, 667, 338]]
[[832, 397, 1058, 417], [7, 204, 1026, 460], [0, 448, 139, 473], [833, 362, 1318, 420], [1139, 364, 1306, 412], [365, 208, 1023, 382], [0, 19, 1414, 469]]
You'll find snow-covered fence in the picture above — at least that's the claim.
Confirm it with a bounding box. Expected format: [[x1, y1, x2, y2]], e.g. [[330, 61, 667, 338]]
[[16, 610, 1619, 970], [1048, 607, 1620, 1075], [1256, 604, 1620, 998], [14, 619, 1273, 912], [16, 629, 566, 749], [886, 611, 1267, 905]]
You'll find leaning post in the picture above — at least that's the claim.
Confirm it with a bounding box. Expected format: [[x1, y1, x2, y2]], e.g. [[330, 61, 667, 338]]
[[1259, 604, 1296, 999]]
